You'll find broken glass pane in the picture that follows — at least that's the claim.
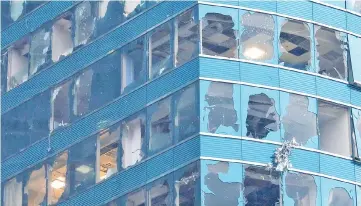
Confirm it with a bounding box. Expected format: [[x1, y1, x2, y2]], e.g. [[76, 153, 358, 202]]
[[121, 36, 146, 93], [244, 165, 280, 206], [328, 188, 353, 206], [3, 177, 23, 206], [318, 100, 351, 157], [148, 175, 172, 206], [109, 187, 146, 206], [24, 165, 46, 205], [123, 0, 147, 20], [347, 0, 361, 13], [348, 35, 361, 84], [278, 17, 312, 71], [74, 2, 95, 47], [29, 28, 51, 76], [315, 26, 348, 80], [1, 52, 7, 94], [52, 14, 73, 62], [96, 0, 125, 37], [240, 11, 276, 63], [48, 151, 68, 205], [1, 1, 23, 29], [201, 7, 238, 58], [352, 108, 361, 158], [284, 172, 319, 206], [99, 125, 120, 182], [150, 21, 172, 79], [174, 83, 199, 142], [7, 37, 30, 91], [51, 80, 72, 132], [148, 97, 172, 155], [201, 160, 243, 206], [120, 112, 146, 170], [201, 81, 240, 135], [242, 86, 281, 142], [73, 69, 93, 117], [176, 8, 199, 67], [174, 161, 200, 206], [280, 92, 318, 148], [321, 177, 356, 206]]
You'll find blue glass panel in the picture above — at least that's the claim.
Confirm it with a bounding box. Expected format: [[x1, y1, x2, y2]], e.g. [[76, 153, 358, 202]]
[[320, 177, 357, 206], [348, 35, 361, 85]]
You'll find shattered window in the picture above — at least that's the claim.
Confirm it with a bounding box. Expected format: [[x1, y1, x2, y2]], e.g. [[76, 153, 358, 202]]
[[243, 86, 280, 141], [240, 11, 276, 62], [29, 28, 51, 76], [202, 161, 243, 206], [48, 151, 68, 205], [51, 80, 72, 132], [123, 0, 147, 20], [315, 26, 348, 80], [174, 161, 200, 206], [176, 8, 199, 66], [1, 52, 7, 94], [148, 97, 172, 154], [348, 35, 361, 85], [148, 175, 172, 206], [120, 112, 146, 170], [6, 37, 30, 91], [318, 100, 352, 157], [351, 108, 361, 158], [109, 188, 146, 206], [174, 83, 199, 142], [284, 172, 318, 206], [201, 10, 238, 58], [73, 69, 93, 117], [52, 14, 73, 62], [74, 1, 96, 47], [203, 81, 240, 134], [149, 21, 172, 79], [281, 93, 318, 148], [24, 165, 46, 205], [244, 165, 280, 206], [1, 0, 25, 29], [278, 18, 312, 71], [328, 188, 353, 206], [3, 177, 23, 206], [121, 37, 146, 93], [347, 0, 361, 13], [96, 0, 124, 36], [98, 125, 120, 182]]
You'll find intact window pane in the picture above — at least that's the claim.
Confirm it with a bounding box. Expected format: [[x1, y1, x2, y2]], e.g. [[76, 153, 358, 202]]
[[347, 0, 361, 13], [148, 98, 172, 154], [73, 69, 93, 117], [244, 165, 280, 206], [51, 80, 72, 132], [48, 151, 68, 205], [24, 165, 46, 205], [121, 37, 146, 93], [174, 84, 198, 142], [348, 35, 361, 84], [98, 125, 120, 182], [52, 14, 73, 62], [240, 11, 275, 62], [315, 26, 348, 80], [318, 100, 351, 157], [150, 22, 172, 79], [278, 18, 312, 71], [120, 113, 146, 170], [149, 176, 172, 206], [74, 2, 95, 47], [3, 177, 23, 206], [202, 12, 238, 58], [29, 28, 51, 76], [176, 8, 199, 66], [284, 172, 318, 206], [7, 37, 30, 91], [174, 162, 200, 206], [352, 108, 361, 158]]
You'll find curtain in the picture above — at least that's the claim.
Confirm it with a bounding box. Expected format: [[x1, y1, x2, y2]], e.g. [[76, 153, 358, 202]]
[[122, 119, 142, 168], [4, 178, 22, 206]]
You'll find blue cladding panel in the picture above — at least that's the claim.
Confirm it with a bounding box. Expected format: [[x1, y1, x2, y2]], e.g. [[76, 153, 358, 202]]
[[277, 0, 313, 20], [320, 154, 355, 181], [173, 137, 200, 167], [147, 1, 173, 29], [239, 0, 276, 12], [356, 164, 361, 184], [351, 86, 361, 107], [240, 63, 280, 88], [200, 135, 242, 160], [291, 149, 320, 173], [147, 149, 174, 180], [279, 69, 317, 95], [316, 77, 350, 104], [199, 57, 240, 81], [347, 13, 361, 35], [242, 140, 277, 164], [313, 3, 346, 30], [1, 1, 76, 48], [147, 58, 199, 102]]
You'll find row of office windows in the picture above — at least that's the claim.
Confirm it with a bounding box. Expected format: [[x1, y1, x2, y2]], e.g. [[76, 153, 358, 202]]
[[317, 0, 361, 14], [2, 82, 198, 205], [200, 80, 361, 159], [1, 6, 199, 160], [0, 0, 164, 93]]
